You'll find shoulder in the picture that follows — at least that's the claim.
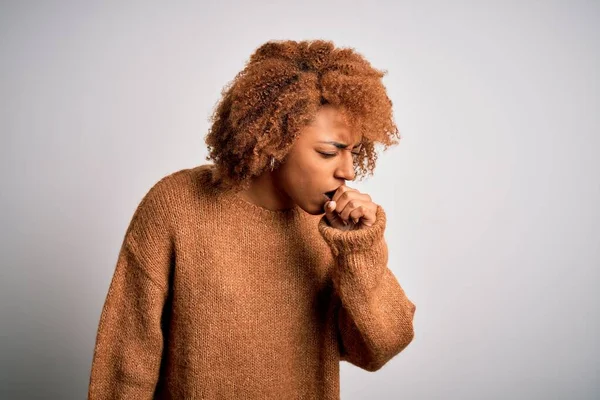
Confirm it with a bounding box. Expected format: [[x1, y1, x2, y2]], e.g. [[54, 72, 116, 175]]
[[143, 164, 218, 204], [133, 164, 220, 229]]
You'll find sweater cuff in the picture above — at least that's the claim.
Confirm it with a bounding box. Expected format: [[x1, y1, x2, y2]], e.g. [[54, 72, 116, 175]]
[[318, 205, 387, 256]]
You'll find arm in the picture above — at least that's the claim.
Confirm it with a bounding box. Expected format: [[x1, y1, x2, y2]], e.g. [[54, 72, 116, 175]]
[[318, 205, 416, 372], [88, 179, 174, 399]]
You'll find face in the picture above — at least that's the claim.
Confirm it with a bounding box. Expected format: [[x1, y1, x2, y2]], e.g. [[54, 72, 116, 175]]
[[273, 105, 363, 215]]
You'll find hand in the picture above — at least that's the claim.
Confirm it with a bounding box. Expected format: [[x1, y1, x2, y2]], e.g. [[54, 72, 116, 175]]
[[323, 185, 378, 231]]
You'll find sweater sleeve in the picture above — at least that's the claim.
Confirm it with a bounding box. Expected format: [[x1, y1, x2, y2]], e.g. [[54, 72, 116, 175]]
[[88, 179, 174, 399], [318, 205, 416, 372]]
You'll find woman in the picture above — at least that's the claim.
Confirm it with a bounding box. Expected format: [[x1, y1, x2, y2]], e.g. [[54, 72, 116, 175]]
[[88, 39, 416, 399]]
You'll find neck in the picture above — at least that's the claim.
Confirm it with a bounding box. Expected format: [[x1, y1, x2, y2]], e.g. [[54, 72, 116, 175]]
[[236, 171, 295, 211]]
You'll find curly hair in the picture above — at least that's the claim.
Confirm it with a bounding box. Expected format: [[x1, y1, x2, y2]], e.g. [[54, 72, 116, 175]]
[[204, 39, 401, 191]]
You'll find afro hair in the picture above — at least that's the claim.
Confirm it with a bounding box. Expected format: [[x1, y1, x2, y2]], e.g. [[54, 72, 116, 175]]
[[204, 39, 401, 191]]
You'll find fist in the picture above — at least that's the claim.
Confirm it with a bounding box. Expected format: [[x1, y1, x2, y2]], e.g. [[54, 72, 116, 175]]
[[323, 185, 378, 231]]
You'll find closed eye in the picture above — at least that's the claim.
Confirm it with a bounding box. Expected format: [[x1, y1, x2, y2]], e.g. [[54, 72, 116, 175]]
[[318, 151, 361, 158], [318, 151, 336, 158]]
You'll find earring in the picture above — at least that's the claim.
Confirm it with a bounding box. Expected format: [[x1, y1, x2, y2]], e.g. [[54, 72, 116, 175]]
[[269, 156, 276, 171]]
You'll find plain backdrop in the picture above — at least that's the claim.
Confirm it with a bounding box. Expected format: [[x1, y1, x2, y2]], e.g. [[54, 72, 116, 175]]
[[1, 1, 598, 399]]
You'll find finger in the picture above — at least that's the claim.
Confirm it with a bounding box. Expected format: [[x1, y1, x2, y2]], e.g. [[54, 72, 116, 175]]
[[331, 185, 356, 202], [349, 206, 376, 227], [331, 185, 357, 203], [340, 200, 364, 222], [324, 200, 347, 229], [335, 191, 371, 218]]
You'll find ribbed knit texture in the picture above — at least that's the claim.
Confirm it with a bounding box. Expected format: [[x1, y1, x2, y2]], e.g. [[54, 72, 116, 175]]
[[87, 164, 416, 399]]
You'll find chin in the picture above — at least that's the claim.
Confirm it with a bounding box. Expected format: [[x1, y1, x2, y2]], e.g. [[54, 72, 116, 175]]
[[298, 200, 327, 216], [303, 208, 325, 216]]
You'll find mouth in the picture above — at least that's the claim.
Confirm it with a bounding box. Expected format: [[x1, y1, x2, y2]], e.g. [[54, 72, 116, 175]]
[[324, 189, 337, 200]]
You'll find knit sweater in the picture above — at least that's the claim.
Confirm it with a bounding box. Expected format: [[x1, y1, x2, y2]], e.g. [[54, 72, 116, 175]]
[[87, 164, 416, 399]]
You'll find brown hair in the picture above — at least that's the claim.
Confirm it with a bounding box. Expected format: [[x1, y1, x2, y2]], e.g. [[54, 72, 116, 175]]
[[204, 39, 400, 191]]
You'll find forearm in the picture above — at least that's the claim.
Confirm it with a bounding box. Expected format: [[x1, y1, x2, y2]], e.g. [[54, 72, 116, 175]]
[[319, 205, 416, 371]]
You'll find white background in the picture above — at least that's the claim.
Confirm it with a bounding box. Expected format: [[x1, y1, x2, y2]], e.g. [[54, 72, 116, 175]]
[[1, 1, 598, 399]]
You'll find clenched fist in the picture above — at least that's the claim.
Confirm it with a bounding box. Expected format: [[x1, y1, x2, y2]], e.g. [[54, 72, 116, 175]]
[[323, 185, 378, 231]]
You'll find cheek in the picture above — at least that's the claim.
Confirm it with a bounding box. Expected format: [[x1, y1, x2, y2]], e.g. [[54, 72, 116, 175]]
[[281, 150, 333, 192], [301, 153, 330, 175], [290, 171, 315, 196], [281, 162, 320, 197]]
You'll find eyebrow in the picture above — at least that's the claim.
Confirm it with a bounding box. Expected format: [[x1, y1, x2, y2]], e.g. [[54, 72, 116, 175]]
[[317, 141, 363, 150]]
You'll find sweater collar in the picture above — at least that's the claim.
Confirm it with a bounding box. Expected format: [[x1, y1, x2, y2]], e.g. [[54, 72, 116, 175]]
[[218, 188, 308, 225]]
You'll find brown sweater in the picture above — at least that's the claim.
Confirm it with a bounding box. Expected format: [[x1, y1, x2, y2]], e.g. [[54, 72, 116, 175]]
[[88, 164, 416, 399]]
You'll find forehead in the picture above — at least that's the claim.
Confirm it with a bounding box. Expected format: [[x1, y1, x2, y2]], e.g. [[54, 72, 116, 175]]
[[301, 106, 362, 145]]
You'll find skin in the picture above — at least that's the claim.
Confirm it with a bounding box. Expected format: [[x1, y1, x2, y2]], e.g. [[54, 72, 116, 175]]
[[237, 105, 379, 231]]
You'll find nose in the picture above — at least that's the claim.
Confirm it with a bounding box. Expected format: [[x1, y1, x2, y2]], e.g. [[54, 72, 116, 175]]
[[334, 150, 356, 181]]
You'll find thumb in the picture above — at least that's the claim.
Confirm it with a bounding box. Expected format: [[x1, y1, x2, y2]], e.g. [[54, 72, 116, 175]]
[[324, 201, 347, 229]]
